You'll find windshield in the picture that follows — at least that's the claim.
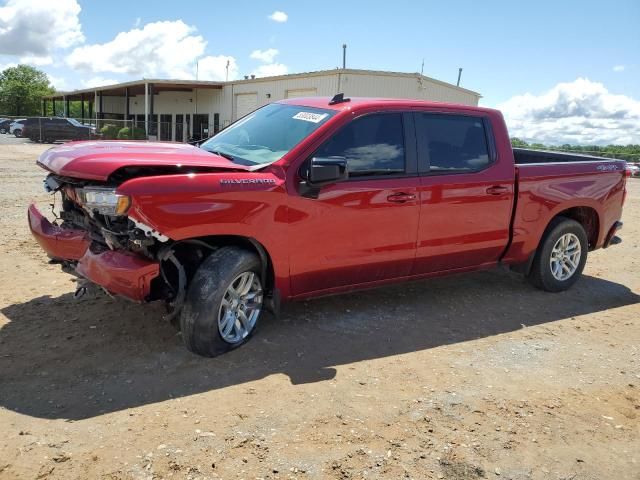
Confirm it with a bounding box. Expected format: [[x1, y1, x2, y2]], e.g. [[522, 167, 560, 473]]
[[67, 118, 83, 127], [200, 103, 335, 166]]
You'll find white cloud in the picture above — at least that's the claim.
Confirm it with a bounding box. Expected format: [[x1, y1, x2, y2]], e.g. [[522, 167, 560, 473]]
[[82, 76, 118, 88], [0, 60, 17, 72], [498, 78, 640, 145], [250, 48, 279, 63], [252, 63, 288, 78], [47, 74, 67, 91], [613, 65, 626, 72], [197, 55, 238, 81], [0, 0, 83, 56], [66, 20, 208, 78], [19, 55, 53, 66], [268, 11, 288, 23]]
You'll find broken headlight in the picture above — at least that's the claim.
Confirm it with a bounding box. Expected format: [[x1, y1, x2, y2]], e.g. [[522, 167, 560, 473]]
[[76, 187, 130, 216]]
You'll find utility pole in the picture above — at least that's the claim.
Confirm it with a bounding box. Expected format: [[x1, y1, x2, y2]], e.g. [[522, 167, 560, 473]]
[[421, 58, 425, 76], [457, 68, 463, 87], [342, 44, 347, 69], [226, 59, 230, 81]]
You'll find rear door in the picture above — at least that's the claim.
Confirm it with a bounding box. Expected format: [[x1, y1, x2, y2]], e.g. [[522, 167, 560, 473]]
[[288, 111, 420, 295], [412, 112, 514, 273]]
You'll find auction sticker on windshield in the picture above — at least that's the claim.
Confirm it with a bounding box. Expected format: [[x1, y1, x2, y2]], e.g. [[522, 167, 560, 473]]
[[292, 112, 329, 123]]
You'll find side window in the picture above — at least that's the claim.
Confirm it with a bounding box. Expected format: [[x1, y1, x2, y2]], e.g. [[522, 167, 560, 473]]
[[416, 114, 491, 173], [315, 113, 405, 177]]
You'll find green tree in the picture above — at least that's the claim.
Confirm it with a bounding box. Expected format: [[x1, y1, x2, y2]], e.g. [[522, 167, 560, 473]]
[[510, 137, 529, 147], [0, 64, 55, 116]]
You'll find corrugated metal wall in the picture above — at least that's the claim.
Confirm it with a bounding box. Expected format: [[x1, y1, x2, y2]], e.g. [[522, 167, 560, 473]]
[[223, 71, 479, 122], [94, 72, 480, 131], [339, 72, 479, 106]]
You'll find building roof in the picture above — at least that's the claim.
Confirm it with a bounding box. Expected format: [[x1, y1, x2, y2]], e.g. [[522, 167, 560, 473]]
[[44, 68, 481, 101], [280, 96, 495, 113]]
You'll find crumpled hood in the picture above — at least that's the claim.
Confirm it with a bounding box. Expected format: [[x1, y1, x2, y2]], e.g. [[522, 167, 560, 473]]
[[37, 140, 250, 181]]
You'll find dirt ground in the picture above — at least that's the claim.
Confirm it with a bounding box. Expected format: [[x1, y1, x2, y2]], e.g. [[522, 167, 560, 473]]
[[0, 140, 638, 480]]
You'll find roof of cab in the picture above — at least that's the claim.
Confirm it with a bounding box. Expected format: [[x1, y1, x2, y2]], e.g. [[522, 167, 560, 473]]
[[277, 96, 499, 115]]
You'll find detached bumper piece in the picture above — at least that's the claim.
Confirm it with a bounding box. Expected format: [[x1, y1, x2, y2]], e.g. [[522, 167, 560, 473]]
[[29, 203, 159, 302], [28, 203, 89, 260], [75, 249, 159, 302], [604, 221, 623, 248]]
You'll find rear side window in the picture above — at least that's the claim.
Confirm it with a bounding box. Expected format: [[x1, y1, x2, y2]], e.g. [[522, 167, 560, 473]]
[[416, 113, 491, 173], [315, 113, 405, 177]]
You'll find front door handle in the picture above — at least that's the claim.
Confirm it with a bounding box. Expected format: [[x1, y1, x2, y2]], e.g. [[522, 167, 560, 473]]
[[387, 192, 416, 203], [486, 186, 509, 195]]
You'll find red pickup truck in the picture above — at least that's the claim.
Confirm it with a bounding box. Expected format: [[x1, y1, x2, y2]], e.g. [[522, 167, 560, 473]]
[[28, 96, 628, 357]]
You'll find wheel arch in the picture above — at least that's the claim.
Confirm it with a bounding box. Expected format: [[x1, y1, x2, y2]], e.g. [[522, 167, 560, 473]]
[[513, 204, 600, 276], [548, 206, 599, 250], [172, 235, 275, 294]]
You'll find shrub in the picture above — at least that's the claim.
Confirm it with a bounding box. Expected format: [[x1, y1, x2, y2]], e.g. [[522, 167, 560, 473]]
[[100, 124, 120, 140], [117, 126, 146, 140]]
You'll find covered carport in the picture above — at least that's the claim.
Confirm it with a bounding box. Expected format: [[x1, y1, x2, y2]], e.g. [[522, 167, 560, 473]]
[[43, 79, 224, 140]]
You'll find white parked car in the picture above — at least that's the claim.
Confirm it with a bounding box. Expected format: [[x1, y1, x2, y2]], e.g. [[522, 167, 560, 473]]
[[10, 119, 26, 137], [627, 163, 640, 177]]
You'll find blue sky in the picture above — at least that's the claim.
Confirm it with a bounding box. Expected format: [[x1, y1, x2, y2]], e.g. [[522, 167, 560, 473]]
[[75, 0, 639, 106], [1, 0, 639, 143]]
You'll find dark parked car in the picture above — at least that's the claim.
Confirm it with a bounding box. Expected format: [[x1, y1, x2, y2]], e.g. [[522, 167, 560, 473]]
[[0, 118, 12, 134], [25, 117, 94, 143]]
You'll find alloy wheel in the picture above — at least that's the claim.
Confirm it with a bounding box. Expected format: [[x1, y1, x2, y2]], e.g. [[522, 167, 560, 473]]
[[217, 271, 263, 343], [549, 233, 581, 281]]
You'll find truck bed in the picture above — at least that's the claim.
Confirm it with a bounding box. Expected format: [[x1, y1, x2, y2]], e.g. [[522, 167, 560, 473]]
[[513, 148, 618, 165]]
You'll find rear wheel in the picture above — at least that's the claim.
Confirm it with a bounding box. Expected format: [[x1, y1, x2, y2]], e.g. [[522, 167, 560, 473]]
[[527, 217, 588, 292], [14, 129, 22, 137], [180, 247, 263, 357]]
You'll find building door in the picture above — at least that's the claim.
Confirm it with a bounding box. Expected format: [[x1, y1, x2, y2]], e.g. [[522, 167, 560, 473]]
[[235, 93, 258, 119], [192, 114, 209, 140], [175, 114, 184, 142], [160, 114, 172, 141], [286, 88, 317, 98]]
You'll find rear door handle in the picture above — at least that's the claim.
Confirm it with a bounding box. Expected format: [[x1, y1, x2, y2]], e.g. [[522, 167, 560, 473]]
[[387, 192, 416, 203], [486, 186, 509, 195]]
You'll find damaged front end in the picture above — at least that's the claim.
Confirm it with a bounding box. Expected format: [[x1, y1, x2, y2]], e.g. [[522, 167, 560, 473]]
[[29, 173, 190, 319]]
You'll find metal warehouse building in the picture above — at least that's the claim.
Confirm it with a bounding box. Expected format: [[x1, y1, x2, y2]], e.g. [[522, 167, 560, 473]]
[[44, 68, 481, 141]]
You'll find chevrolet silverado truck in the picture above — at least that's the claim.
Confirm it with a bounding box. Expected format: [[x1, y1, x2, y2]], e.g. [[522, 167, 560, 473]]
[[28, 95, 628, 357]]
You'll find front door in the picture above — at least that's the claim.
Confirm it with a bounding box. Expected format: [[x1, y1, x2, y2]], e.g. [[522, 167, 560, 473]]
[[288, 112, 420, 295], [412, 112, 514, 273]]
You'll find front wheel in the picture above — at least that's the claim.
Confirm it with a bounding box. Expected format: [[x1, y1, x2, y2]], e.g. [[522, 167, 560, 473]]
[[527, 217, 588, 292], [180, 247, 263, 357], [14, 129, 22, 137]]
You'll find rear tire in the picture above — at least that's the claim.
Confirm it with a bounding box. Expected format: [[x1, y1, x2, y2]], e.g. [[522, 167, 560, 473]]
[[527, 217, 588, 292], [180, 247, 263, 357], [14, 129, 22, 137]]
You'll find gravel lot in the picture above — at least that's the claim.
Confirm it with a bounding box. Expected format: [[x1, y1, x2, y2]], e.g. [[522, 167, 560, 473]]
[[0, 140, 638, 480]]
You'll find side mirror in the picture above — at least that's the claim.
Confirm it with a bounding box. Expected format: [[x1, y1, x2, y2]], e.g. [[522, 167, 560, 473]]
[[300, 156, 348, 198]]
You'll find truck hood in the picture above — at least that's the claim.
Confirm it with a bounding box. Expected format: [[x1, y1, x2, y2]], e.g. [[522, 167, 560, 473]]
[[37, 141, 250, 181]]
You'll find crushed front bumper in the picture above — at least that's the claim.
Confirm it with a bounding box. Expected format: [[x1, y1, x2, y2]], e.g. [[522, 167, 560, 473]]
[[28, 203, 160, 302], [75, 249, 159, 302], [28, 203, 89, 260]]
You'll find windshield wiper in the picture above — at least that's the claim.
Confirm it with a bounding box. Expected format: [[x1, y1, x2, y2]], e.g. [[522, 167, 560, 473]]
[[206, 149, 237, 162]]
